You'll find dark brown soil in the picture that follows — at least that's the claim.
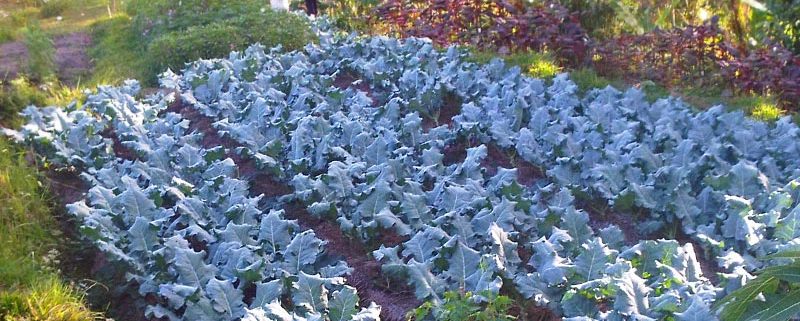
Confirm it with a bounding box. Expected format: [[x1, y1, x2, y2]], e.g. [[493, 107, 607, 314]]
[[576, 199, 640, 246], [0, 32, 92, 86], [442, 137, 468, 166], [482, 143, 543, 186], [333, 71, 378, 106], [100, 128, 139, 162], [421, 93, 462, 131]]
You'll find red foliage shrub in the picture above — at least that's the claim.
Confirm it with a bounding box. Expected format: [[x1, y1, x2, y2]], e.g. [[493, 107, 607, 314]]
[[374, 0, 590, 66], [720, 45, 800, 107], [593, 21, 734, 88], [590, 18, 799, 110]]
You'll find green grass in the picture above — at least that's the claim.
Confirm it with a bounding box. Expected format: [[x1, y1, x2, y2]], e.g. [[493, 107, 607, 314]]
[[0, 276, 101, 321], [87, 14, 146, 85], [0, 137, 58, 288], [569, 67, 620, 94], [0, 0, 113, 44]]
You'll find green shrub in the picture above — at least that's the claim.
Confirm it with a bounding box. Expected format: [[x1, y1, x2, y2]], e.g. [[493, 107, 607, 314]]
[[145, 11, 314, 82], [0, 25, 16, 43], [39, 0, 71, 18], [409, 291, 515, 321], [21, 23, 55, 82]]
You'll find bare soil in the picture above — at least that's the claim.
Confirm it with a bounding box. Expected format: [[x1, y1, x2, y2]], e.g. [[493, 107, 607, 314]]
[[422, 93, 462, 131], [482, 143, 543, 186], [0, 32, 92, 85]]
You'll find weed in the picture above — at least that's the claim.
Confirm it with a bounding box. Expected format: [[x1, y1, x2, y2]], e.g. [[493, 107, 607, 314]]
[[467, 49, 562, 80], [409, 291, 515, 321], [751, 101, 783, 122]]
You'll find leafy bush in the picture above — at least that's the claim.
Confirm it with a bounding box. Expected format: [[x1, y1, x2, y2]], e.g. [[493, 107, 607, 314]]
[[126, 0, 272, 40], [39, 0, 71, 18], [121, 0, 314, 84], [720, 44, 800, 108], [21, 23, 55, 82], [410, 291, 514, 321], [593, 20, 731, 88], [750, 0, 800, 54]]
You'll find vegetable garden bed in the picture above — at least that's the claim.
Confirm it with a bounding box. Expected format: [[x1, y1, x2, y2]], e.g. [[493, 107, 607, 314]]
[[8, 30, 800, 321]]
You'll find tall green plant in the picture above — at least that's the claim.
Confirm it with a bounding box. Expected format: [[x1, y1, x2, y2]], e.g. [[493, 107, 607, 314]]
[[747, 0, 800, 54], [320, 0, 380, 33], [716, 250, 800, 321], [22, 23, 55, 82]]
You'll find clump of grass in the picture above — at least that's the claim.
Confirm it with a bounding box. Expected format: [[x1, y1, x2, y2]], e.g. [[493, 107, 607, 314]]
[[0, 77, 48, 127], [0, 137, 55, 287], [10, 7, 40, 28], [22, 22, 56, 82], [0, 24, 16, 43], [751, 101, 783, 122], [0, 276, 101, 321]]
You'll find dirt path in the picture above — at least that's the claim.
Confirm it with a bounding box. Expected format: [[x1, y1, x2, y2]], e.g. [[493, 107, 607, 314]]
[[0, 32, 92, 85]]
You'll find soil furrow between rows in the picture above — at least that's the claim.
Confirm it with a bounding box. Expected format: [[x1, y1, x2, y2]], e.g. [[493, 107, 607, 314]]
[[172, 99, 421, 321]]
